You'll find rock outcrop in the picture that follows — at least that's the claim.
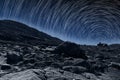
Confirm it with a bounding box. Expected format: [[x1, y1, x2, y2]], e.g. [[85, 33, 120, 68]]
[[53, 42, 88, 59]]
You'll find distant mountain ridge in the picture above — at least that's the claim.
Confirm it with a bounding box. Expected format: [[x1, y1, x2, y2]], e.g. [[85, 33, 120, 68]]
[[0, 20, 63, 45]]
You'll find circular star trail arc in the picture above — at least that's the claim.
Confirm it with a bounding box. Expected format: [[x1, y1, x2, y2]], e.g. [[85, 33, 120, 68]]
[[0, 0, 120, 44]]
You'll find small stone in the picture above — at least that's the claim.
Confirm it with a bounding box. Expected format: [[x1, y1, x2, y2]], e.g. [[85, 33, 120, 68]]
[[1, 64, 12, 70]]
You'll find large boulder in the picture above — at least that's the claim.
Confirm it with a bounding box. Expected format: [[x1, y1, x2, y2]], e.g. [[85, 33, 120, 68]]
[[53, 42, 88, 59], [6, 51, 23, 64]]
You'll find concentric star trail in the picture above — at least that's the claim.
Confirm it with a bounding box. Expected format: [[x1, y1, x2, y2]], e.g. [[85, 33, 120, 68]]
[[0, 0, 120, 44]]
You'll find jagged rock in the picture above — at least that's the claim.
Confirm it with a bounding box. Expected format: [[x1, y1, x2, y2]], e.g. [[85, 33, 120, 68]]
[[0, 56, 6, 65], [89, 61, 108, 74], [63, 60, 74, 66], [82, 73, 100, 80], [51, 62, 63, 68], [97, 42, 108, 47], [53, 42, 88, 59], [44, 67, 88, 80], [62, 58, 86, 67], [73, 59, 87, 66], [73, 60, 91, 69], [0, 69, 46, 80], [1, 64, 12, 70], [6, 51, 23, 64], [22, 47, 32, 55], [95, 54, 104, 59], [23, 58, 36, 64], [0, 68, 89, 80], [63, 66, 87, 74], [51, 77, 68, 80], [33, 62, 47, 68], [109, 62, 120, 70]]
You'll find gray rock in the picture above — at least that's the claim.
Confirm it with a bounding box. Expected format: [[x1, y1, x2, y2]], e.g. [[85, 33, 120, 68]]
[[0, 68, 89, 80], [1, 64, 12, 70], [6, 51, 23, 64], [0, 69, 46, 80], [53, 42, 88, 59], [63, 66, 87, 74], [109, 62, 120, 70], [0, 56, 6, 65], [82, 73, 100, 80], [44, 67, 88, 80]]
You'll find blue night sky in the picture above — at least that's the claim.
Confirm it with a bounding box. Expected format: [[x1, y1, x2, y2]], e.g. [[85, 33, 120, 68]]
[[0, 0, 120, 45]]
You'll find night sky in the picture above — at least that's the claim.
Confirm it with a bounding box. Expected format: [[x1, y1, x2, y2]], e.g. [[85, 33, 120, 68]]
[[0, 0, 120, 45]]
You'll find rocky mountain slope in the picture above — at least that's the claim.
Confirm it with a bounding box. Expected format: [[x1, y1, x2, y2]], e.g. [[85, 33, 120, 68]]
[[0, 20, 119, 80], [0, 20, 62, 45]]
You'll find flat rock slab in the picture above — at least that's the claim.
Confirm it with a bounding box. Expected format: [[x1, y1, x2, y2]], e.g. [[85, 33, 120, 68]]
[[0, 67, 116, 80], [0, 68, 89, 80], [0, 69, 45, 80]]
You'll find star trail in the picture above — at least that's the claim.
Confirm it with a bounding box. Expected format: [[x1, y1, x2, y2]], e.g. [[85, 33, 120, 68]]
[[0, 0, 120, 45]]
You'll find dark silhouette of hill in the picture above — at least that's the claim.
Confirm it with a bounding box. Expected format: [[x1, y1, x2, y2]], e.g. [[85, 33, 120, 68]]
[[0, 20, 63, 45]]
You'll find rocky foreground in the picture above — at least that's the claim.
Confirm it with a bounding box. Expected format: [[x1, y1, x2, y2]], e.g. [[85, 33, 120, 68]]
[[0, 20, 119, 80], [0, 41, 119, 80]]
